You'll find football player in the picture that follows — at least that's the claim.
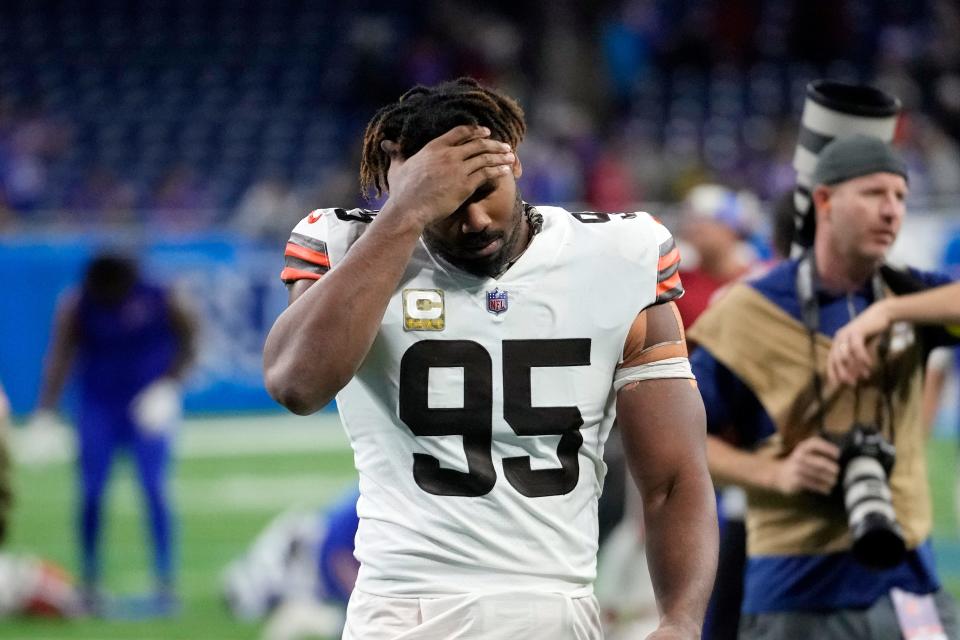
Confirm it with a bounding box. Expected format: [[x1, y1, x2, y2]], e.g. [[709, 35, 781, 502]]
[[264, 77, 717, 640], [33, 253, 196, 614], [223, 488, 360, 638]]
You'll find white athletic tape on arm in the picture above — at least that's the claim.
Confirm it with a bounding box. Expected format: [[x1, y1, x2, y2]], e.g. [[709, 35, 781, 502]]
[[614, 357, 694, 391]]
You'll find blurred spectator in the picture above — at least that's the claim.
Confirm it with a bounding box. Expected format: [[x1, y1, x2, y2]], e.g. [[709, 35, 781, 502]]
[[917, 118, 960, 198], [32, 253, 197, 616], [675, 183, 762, 329], [0, 104, 72, 214], [403, 34, 455, 88], [600, 1, 658, 111], [231, 178, 301, 243], [149, 165, 215, 230], [65, 166, 138, 226], [0, 1, 956, 227], [587, 141, 637, 212], [0, 193, 14, 231], [517, 136, 586, 205]]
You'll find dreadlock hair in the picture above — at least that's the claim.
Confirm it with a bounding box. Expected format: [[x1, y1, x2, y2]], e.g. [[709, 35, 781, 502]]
[[359, 77, 526, 198]]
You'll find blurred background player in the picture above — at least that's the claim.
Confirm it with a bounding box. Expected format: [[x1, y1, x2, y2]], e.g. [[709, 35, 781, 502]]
[[0, 380, 84, 619], [32, 252, 197, 615], [0, 381, 10, 546], [675, 183, 764, 330], [222, 487, 360, 640]]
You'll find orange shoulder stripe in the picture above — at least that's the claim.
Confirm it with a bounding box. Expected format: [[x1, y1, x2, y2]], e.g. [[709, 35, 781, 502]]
[[285, 242, 331, 268], [657, 247, 680, 271], [657, 272, 682, 295], [280, 267, 324, 282]]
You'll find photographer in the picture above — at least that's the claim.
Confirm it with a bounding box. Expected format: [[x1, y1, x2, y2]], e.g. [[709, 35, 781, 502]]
[[689, 135, 960, 639]]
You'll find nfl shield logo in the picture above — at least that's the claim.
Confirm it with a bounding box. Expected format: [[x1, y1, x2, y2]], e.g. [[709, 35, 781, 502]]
[[486, 288, 508, 315]]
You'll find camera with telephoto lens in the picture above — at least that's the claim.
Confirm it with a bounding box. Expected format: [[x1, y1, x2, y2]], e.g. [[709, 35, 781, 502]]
[[832, 424, 906, 569]]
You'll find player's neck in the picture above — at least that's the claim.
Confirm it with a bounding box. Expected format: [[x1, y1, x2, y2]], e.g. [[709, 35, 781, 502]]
[[492, 212, 532, 278], [513, 211, 533, 258]]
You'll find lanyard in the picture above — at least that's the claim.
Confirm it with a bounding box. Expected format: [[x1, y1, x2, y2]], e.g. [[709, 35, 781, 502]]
[[796, 251, 893, 436]]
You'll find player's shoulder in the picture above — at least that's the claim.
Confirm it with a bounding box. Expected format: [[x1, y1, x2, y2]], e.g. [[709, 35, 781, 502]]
[[553, 209, 680, 277], [131, 282, 172, 311], [290, 207, 379, 239], [543, 205, 673, 264]]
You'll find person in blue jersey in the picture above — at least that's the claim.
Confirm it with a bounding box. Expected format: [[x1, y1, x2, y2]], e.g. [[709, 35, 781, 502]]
[[33, 253, 196, 615], [223, 488, 360, 637], [690, 135, 960, 639]]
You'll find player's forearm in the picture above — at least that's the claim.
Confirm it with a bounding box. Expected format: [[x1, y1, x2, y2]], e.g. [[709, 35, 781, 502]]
[[264, 206, 424, 414], [642, 462, 718, 636], [617, 379, 717, 636], [0, 433, 10, 544], [706, 435, 778, 492], [37, 300, 78, 411], [37, 371, 67, 411], [37, 342, 75, 411], [165, 350, 194, 382], [165, 302, 197, 381]]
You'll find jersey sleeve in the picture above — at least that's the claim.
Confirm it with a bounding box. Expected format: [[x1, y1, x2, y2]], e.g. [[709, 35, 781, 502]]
[[608, 215, 691, 389], [280, 209, 333, 285], [653, 222, 684, 305]]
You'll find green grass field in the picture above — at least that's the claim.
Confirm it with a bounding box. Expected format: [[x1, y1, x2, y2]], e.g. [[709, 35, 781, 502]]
[[3, 413, 960, 639], [1, 413, 356, 640]]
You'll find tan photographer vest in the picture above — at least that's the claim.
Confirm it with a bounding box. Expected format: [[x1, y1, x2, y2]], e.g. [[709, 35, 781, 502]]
[[689, 282, 930, 556]]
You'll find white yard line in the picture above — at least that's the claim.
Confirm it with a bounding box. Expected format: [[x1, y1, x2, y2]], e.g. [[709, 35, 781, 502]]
[[178, 412, 350, 457], [99, 473, 356, 514], [12, 411, 351, 465]]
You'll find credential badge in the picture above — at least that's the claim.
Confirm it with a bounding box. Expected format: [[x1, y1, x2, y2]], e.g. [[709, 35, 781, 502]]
[[486, 288, 508, 315], [402, 289, 445, 331]]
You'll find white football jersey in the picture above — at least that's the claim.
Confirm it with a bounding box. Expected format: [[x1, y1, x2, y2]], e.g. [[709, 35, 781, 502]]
[[283, 205, 679, 598]]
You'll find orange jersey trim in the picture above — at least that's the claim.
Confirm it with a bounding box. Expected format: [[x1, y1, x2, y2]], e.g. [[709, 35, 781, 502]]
[[658, 247, 680, 272], [657, 272, 682, 296], [280, 267, 324, 282], [285, 243, 331, 268]]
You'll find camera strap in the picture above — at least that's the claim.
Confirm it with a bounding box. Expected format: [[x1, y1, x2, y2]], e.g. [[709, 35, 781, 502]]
[[796, 251, 890, 435]]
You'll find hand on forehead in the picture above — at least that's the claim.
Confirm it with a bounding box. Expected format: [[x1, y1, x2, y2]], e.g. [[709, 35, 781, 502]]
[[380, 126, 505, 192]]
